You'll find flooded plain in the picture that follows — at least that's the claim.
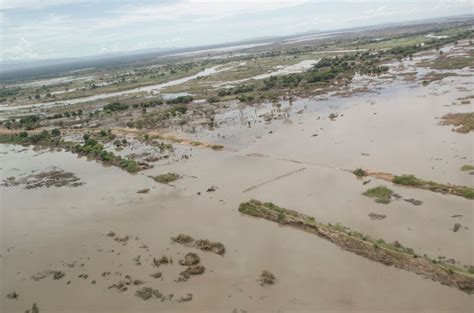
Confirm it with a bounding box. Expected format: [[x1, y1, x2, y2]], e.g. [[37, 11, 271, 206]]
[[1, 50, 473, 313], [0, 66, 229, 113]]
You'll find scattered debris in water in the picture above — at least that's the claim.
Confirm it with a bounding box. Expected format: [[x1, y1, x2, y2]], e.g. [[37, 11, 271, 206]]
[[403, 198, 423, 206], [6, 291, 19, 300], [2, 167, 84, 189], [453, 223, 462, 232], [368, 213, 387, 220], [259, 270, 276, 286], [172, 234, 225, 255], [135, 287, 163, 300]]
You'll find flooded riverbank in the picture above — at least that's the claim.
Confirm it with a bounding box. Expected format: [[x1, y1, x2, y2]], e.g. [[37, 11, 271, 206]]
[[2, 60, 473, 312]]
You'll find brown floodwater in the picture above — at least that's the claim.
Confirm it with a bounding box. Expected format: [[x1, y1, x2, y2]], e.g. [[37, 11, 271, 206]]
[[1, 50, 473, 312]]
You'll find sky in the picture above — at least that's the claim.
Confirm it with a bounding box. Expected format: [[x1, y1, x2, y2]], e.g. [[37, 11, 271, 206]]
[[0, 0, 472, 61]]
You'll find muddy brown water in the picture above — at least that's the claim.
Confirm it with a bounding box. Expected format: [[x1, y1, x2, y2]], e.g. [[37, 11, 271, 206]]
[[1, 54, 473, 312]]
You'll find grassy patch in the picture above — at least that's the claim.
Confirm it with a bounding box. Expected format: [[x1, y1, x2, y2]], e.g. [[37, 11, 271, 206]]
[[153, 173, 181, 184], [393, 174, 421, 186], [393, 174, 474, 199], [440, 112, 474, 133], [424, 55, 474, 70], [461, 165, 474, 171], [363, 186, 393, 204], [421, 72, 457, 85]]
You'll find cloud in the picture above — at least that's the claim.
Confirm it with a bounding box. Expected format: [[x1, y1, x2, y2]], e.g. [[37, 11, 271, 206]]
[[109, 0, 309, 25], [1, 0, 472, 61], [1, 0, 100, 10], [0, 37, 42, 60]]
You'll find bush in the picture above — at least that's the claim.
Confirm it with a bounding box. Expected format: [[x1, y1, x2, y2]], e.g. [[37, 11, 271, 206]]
[[166, 95, 193, 105], [51, 129, 61, 137], [103, 102, 129, 112]]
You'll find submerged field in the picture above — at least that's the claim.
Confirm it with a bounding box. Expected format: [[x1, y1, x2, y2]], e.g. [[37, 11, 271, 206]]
[[1, 20, 473, 313]]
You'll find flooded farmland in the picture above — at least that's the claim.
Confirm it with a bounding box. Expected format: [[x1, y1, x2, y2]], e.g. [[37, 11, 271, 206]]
[[1, 16, 473, 313]]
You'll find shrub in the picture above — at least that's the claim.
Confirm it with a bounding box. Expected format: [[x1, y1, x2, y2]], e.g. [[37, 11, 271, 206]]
[[51, 129, 61, 137], [104, 102, 129, 112]]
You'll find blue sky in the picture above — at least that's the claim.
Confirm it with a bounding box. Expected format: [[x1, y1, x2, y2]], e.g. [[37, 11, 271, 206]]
[[0, 0, 472, 61]]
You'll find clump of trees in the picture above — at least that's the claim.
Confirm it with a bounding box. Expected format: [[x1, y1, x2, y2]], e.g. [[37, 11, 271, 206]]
[[166, 95, 193, 105], [103, 102, 129, 112], [3, 115, 41, 130]]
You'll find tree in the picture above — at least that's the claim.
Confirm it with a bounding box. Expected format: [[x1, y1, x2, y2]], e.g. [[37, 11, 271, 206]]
[[51, 129, 61, 137]]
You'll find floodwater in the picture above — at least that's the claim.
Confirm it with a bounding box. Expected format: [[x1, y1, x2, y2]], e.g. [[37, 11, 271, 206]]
[[214, 59, 320, 87], [1, 50, 473, 312], [0, 66, 228, 113]]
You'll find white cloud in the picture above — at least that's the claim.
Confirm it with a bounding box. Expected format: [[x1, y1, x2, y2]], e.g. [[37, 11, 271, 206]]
[[1, 0, 472, 61], [1, 0, 99, 10], [112, 0, 310, 24]]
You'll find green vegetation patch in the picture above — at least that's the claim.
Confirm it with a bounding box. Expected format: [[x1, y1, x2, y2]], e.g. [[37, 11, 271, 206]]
[[363, 185, 394, 204], [425, 55, 474, 70], [393, 174, 474, 199], [393, 174, 421, 186], [461, 165, 474, 171], [0, 131, 144, 174], [103, 102, 129, 112], [153, 173, 181, 184]]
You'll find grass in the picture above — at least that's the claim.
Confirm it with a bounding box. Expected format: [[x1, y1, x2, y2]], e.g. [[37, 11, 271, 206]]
[[238, 200, 474, 293], [393, 174, 474, 199], [153, 173, 181, 184], [425, 55, 474, 70], [461, 165, 474, 171], [393, 174, 420, 186], [362, 186, 393, 204]]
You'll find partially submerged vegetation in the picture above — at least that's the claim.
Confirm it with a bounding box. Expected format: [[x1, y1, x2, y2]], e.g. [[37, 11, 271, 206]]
[[362, 171, 474, 199], [259, 270, 276, 286], [171, 234, 225, 255], [420, 55, 474, 70], [153, 173, 181, 184], [353, 168, 368, 177], [440, 112, 474, 133], [2, 168, 83, 189], [393, 174, 474, 199], [363, 186, 394, 204], [460, 165, 474, 171], [0, 131, 147, 173], [238, 200, 474, 293]]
